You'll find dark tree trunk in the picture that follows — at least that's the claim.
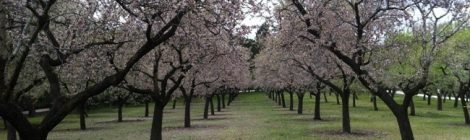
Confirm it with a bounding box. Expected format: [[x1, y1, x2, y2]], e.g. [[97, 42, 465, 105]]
[[222, 94, 226, 109], [409, 97, 415, 116], [150, 103, 164, 140], [145, 101, 150, 117], [372, 95, 378, 111], [443, 93, 447, 103], [314, 93, 321, 120], [210, 96, 215, 115], [203, 96, 210, 119], [427, 94, 431, 105], [335, 93, 340, 105], [79, 101, 87, 130], [395, 109, 414, 140], [297, 94, 304, 114], [28, 107, 36, 117], [341, 94, 351, 133], [184, 98, 191, 128], [422, 94, 426, 100], [6, 121, 17, 140], [437, 94, 443, 111], [277, 92, 281, 105], [281, 92, 286, 108], [352, 92, 356, 108], [172, 99, 176, 109], [323, 92, 328, 103], [118, 103, 124, 122], [289, 92, 294, 111], [460, 92, 470, 124], [216, 94, 221, 112], [227, 94, 233, 106]]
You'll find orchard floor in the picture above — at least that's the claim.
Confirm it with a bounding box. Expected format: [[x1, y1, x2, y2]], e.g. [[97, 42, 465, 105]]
[[1, 92, 470, 140]]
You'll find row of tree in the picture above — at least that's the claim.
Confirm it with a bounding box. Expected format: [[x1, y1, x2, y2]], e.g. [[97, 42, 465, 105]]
[[0, 0, 254, 140], [253, 0, 469, 140]]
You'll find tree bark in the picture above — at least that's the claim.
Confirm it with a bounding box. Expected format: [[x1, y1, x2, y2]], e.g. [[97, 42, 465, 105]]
[[460, 92, 470, 124], [341, 94, 351, 133], [289, 92, 294, 111], [314, 93, 321, 120], [409, 97, 415, 116], [172, 99, 176, 109], [372, 95, 378, 111], [118, 103, 123, 122], [323, 92, 328, 103], [427, 94, 431, 105], [184, 98, 191, 127], [437, 93, 442, 111], [145, 101, 150, 117], [203, 96, 210, 119], [281, 92, 286, 108], [352, 92, 356, 107], [335, 93, 340, 105], [297, 94, 304, 114], [455, 94, 459, 108], [277, 92, 281, 105], [210, 96, 215, 115], [7, 121, 17, 140], [216, 94, 221, 112], [79, 101, 87, 130], [150, 103, 164, 140], [395, 109, 414, 140], [222, 94, 226, 109]]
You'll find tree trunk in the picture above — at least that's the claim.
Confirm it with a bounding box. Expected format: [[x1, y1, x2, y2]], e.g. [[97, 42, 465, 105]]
[[281, 92, 286, 108], [289, 92, 294, 111], [323, 92, 328, 103], [210, 96, 215, 115], [6, 121, 17, 140], [335, 93, 340, 105], [118, 103, 123, 122], [216, 94, 221, 112], [150, 103, 164, 140], [460, 93, 470, 124], [145, 101, 150, 117], [395, 109, 414, 140], [222, 94, 226, 109], [443, 93, 447, 103], [297, 94, 304, 114], [352, 92, 356, 108], [184, 98, 191, 128], [437, 94, 442, 111], [427, 94, 431, 105], [314, 93, 321, 120], [455, 95, 459, 108], [422, 94, 426, 100], [409, 97, 415, 116], [203, 96, 210, 119], [172, 99, 176, 109], [341, 94, 351, 133], [79, 101, 87, 130], [372, 95, 378, 111], [277, 92, 281, 105]]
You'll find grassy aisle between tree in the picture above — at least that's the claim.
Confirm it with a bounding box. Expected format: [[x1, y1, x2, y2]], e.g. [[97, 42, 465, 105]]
[[1, 92, 470, 139]]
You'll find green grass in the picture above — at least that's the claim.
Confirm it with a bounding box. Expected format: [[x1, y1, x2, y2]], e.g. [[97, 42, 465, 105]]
[[1, 92, 470, 140]]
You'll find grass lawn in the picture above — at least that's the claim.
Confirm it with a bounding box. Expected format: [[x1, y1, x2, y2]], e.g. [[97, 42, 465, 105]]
[[1, 92, 470, 140]]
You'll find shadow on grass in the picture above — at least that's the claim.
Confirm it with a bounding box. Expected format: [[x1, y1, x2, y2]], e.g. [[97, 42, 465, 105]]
[[54, 126, 107, 132], [294, 117, 340, 122], [314, 129, 387, 138], [163, 124, 226, 131], [95, 118, 148, 124], [192, 117, 230, 121]]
